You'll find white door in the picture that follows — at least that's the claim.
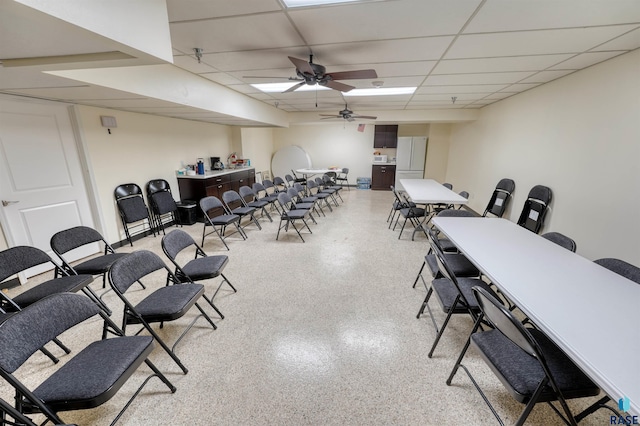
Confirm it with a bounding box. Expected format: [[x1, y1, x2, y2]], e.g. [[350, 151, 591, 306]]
[[0, 98, 96, 279]]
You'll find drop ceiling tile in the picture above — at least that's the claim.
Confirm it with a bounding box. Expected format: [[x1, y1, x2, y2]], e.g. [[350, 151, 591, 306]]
[[465, 0, 640, 33], [499, 83, 541, 93], [169, 13, 304, 54], [289, 0, 480, 44], [203, 47, 310, 72], [424, 72, 534, 85], [416, 84, 508, 94], [432, 54, 573, 74], [592, 27, 640, 51], [311, 37, 455, 65], [166, 0, 282, 22], [549, 51, 626, 70], [226, 84, 262, 94], [307, 61, 438, 77], [446, 25, 639, 59], [519, 70, 575, 84], [411, 93, 488, 101]]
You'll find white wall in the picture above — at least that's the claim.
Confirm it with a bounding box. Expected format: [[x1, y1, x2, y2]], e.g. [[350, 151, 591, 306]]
[[445, 50, 640, 264], [425, 123, 451, 182], [240, 127, 275, 178], [75, 105, 233, 243]]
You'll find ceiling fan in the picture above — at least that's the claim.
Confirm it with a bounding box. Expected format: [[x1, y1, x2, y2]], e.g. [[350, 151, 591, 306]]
[[319, 104, 377, 122], [247, 55, 377, 93]]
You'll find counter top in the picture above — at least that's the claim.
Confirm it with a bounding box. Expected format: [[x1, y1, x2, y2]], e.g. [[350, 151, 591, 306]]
[[372, 161, 396, 166], [177, 167, 255, 179]]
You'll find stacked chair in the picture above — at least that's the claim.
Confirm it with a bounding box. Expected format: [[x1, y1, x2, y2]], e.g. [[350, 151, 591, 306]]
[[146, 179, 180, 234], [114, 183, 155, 246]]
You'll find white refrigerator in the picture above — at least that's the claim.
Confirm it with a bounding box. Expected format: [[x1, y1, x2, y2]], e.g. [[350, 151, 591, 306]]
[[395, 137, 427, 191]]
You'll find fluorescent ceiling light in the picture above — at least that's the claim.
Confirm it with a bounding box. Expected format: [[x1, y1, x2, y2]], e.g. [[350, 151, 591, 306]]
[[282, 0, 364, 8], [251, 82, 331, 93], [344, 87, 417, 96]]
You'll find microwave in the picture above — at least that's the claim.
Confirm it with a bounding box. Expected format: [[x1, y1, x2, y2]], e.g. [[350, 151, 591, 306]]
[[373, 154, 388, 163]]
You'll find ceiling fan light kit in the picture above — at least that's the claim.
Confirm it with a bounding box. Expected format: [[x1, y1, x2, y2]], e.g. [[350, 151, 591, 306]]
[[319, 104, 377, 122]]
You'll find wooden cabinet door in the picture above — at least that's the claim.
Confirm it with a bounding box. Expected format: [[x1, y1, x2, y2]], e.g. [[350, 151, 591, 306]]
[[371, 165, 395, 190], [373, 125, 398, 148]]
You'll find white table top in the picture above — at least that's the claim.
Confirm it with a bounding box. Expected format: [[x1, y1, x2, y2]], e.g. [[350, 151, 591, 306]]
[[400, 179, 469, 205], [432, 216, 640, 415], [296, 168, 341, 175]]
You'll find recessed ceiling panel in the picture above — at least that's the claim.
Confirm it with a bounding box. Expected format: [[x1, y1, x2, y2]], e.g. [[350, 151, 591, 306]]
[[465, 0, 640, 33], [446, 25, 639, 59], [290, 0, 481, 44], [169, 13, 304, 54], [549, 51, 626, 70], [416, 84, 508, 94], [592, 27, 640, 51], [518, 70, 575, 84], [432, 54, 573, 74], [424, 72, 534, 86]]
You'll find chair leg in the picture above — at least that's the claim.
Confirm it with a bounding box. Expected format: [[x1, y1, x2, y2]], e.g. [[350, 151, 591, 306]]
[[416, 287, 433, 318], [427, 296, 460, 358], [412, 261, 427, 289]]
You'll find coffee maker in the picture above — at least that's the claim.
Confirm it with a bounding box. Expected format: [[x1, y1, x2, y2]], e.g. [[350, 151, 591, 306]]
[[211, 157, 224, 170]]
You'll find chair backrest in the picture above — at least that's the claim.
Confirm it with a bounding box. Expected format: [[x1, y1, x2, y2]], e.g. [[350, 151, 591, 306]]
[[0, 246, 55, 282], [146, 179, 171, 196], [199, 196, 225, 218], [115, 184, 150, 224], [437, 209, 475, 218], [285, 174, 295, 186], [594, 258, 640, 285], [0, 293, 99, 373], [542, 232, 576, 252], [286, 187, 299, 202], [151, 191, 177, 215], [109, 250, 167, 294], [277, 192, 292, 211], [472, 286, 541, 359], [293, 183, 305, 194], [222, 190, 242, 206], [262, 179, 276, 192], [483, 178, 515, 218], [161, 229, 197, 261], [239, 185, 256, 203], [306, 179, 317, 190], [252, 182, 267, 195], [517, 185, 552, 233], [273, 176, 287, 190], [442, 182, 453, 190], [459, 191, 469, 200], [342, 168, 349, 174], [50, 226, 105, 255]]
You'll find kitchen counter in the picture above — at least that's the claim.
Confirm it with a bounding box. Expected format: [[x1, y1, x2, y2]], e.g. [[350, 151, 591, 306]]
[[177, 167, 255, 179]]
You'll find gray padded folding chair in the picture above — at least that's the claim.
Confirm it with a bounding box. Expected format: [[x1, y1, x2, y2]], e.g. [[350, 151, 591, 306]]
[[222, 190, 262, 232], [276, 192, 313, 242], [0, 293, 175, 426], [594, 258, 640, 285], [114, 183, 155, 246], [239, 185, 273, 222], [542, 232, 577, 252], [108, 250, 218, 374], [446, 286, 600, 426], [162, 229, 235, 313], [200, 195, 246, 250]]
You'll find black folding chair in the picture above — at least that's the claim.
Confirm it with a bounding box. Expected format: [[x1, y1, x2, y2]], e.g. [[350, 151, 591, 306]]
[[114, 183, 155, 246], [0, 293, 175, 426], [446, 286, 600, 426]]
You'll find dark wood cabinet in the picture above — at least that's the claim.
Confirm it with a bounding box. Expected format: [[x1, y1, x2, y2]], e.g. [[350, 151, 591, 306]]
[[371, 164, 396, 190], [373, 125, 398, 148], [177, 168, 255, 219]]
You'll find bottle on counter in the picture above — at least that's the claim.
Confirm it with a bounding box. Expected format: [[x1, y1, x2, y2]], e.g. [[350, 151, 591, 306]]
[[197, 158, 205, 175]]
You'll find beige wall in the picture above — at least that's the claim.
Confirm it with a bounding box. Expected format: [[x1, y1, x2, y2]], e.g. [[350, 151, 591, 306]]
[[239, 128, 275, 178], [445, 49, 640, 264], [273, 122, 377, 182], [425, 123, 451, 182], [75, 105, 234, 243]]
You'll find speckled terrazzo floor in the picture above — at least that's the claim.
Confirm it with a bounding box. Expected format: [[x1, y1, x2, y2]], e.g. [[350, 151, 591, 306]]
[[1, 188, 613, 425]]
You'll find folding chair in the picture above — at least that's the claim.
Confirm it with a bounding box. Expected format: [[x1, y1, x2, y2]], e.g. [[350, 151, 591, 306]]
[[0, 245, 96, 362], [199, 195, 246, 250], [276, 192, 313, 242], [50, 225, 134, 314], [146, 179, 180, 234], [446, 286, 600, 426], [390, 187, 427, 240], [517, 185, 552, 234], [162, 228, 235, 311], [222, 190, 262, 232], [0, 293, 175, 426], [114, 183, 155, 246], [239, 185, 273, 223], [108, 250, 218, 374], [416, 229, 500, 358], [306, 179, 333, 212], [483, 178, 516, 218], [252, 181, 281, 214]]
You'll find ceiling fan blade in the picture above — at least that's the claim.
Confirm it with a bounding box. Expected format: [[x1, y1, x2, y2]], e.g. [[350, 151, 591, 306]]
[[319, 114, 342, 117], [322, 80, 355, 92], [320, 116, 340, 120], [352, 115, 378, 120], [347, 117, 356, 122], [282, 82, 306, 93], [326, 69, 378, 80], [242, 76, 300, 80], [288, 56, 315, 75]]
